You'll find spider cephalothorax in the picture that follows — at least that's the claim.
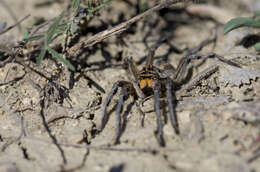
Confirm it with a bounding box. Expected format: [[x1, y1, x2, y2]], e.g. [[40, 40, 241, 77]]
[[99, 38, 239, 146]]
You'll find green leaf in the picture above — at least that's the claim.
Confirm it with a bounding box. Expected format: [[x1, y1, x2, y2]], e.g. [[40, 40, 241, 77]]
[[254, 42, 260, 51], [47, 47, 75, 71], [46, 12, 64, 45], [72, 0, 81, 9], [87, 0, 93, 11], [23, 29, 29, 39], [56, 23, 69, 33], [223, 17, 260, 35], [24, 34, 44, 42], [37, 48, 47, 66]]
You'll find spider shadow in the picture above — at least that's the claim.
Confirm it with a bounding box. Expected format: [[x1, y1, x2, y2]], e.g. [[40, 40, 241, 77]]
[[68, 43, 113, 92], [109, 164, 125, 172], [69, 72, 106, 93]]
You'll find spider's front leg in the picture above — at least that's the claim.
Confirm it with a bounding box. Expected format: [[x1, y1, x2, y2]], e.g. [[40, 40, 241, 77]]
[[173, 46, 240, 84], [124, 56, 145, 99], [99, 81, 130, 131], [166, 79, 180, 134], [153, 79, 165, 146], [124, 56, 148, 126], [100, 80, 134, 144], [115, 87, 128, 144]]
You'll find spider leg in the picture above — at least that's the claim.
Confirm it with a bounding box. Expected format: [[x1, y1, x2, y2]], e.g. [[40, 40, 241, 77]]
[[176, 65, 219, 96], [146, 38, 166, 67], [166, 79, 179, 134], [186, 29, 216, 56], [173, 53, 240, 84], [125, 56, 145, 99], [153, 79, 165, 146], [188, 53, 241, 68], [173, 31, 217, 83], [100, 81, 128, 131], [115, 87, 128, 144]]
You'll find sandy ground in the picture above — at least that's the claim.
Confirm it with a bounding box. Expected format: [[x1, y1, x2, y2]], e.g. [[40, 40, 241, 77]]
[[0, 0, 260, 172]]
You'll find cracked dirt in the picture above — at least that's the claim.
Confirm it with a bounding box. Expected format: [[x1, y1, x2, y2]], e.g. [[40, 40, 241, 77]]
[[0, 0, 260, 172]]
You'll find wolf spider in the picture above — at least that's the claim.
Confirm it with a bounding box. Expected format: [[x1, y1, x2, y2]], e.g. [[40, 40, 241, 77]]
[[99, 38, 238, 146]]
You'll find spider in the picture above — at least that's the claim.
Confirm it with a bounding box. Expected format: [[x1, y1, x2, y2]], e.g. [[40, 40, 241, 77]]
[[99, 37, 239, 146]]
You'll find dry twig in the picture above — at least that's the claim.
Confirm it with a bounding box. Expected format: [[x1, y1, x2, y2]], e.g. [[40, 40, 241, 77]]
[[67, 0, 191, 57], [0, 14, 30, 35], [24, 136, 161, 154]]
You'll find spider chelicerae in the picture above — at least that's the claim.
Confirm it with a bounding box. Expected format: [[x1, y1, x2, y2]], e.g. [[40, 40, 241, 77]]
[[99, 37, 239, 146]]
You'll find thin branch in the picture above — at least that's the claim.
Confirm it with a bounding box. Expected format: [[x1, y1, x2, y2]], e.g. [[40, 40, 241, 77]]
[[67, 0, 191, 56], [0, 0, 22, 32], [0, 14, 30, 35], [47, 105, 101, 124], [24, 136, 162, 154]]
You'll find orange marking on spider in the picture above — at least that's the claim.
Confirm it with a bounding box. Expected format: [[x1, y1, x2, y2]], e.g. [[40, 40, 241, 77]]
[[139, 78, 154, 89]]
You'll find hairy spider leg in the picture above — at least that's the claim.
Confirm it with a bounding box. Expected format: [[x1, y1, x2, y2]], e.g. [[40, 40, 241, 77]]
[[125, 57, 145, 99], [173, 56, 189, 82], [125, 57, 139, 81], [115, 87, 127, 144], [173, 53, 241, 84], [146, 37, 166, 67], [173, 54, 213, 83], [153, 79, 165, 146], [173, 32, 217, 82], [100, 81, 131, 131], [178, 65, 219, 93], [188, 53, 241, 68], [166, 79, 179, 134]]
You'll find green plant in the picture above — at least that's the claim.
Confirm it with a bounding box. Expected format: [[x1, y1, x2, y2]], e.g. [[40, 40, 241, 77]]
[[36, 12, 77, 71], [22, 0, 114, 71], [223, 10, 260, 51]]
